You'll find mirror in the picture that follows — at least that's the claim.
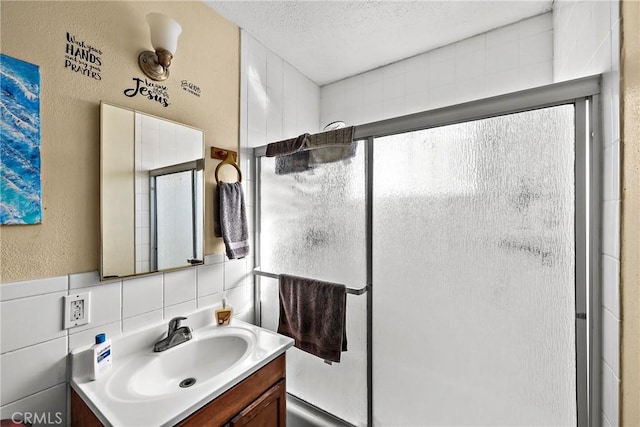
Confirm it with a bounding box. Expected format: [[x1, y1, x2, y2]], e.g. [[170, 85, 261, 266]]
[[100, 102, 204, 279]]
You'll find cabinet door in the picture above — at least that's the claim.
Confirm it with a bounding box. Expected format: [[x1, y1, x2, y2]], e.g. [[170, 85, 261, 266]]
[[226, 379, 286, 427]]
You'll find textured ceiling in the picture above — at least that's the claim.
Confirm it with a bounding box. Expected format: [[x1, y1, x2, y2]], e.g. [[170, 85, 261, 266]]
[[205, 0, 553, 86]]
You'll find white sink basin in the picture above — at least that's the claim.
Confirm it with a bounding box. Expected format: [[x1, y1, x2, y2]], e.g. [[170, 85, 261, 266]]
[[116, 328, 255, 399], [70, 314, 294, 427]]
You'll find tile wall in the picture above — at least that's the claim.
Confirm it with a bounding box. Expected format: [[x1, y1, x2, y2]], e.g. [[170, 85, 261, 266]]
[[240, 31, 320, 156], [0, 255, 252, 425], [238, 30, 321, 278], [553, 1, 621, 425], [320, 13, 554, 128]]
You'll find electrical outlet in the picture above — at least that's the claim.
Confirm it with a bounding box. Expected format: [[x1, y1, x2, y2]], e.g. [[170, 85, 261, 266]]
[[64, 293, 90, 329], [70, 299, 84, 321]]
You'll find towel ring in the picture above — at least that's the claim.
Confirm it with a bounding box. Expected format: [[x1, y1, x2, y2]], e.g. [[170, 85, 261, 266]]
[[215, 155, 242, 184]]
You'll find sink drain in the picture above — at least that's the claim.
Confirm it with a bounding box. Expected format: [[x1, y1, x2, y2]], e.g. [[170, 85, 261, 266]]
[[179, 377, 196, 388]]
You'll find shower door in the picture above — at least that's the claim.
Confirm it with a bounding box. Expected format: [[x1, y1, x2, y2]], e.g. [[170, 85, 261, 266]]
[[372, 105, 579, 425], [257, 142, 368, 425], [150, 164, 203, 271]]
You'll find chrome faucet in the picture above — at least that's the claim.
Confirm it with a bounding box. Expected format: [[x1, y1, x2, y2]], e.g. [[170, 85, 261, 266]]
[[154, 316, 193, 352]]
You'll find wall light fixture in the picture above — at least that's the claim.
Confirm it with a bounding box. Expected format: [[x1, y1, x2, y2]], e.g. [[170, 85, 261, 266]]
[[138, 13, 182, 81]]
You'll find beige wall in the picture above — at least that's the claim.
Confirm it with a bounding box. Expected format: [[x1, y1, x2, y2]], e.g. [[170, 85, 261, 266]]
[[621, 1, 640, 425], [0, 1, 239, 283]]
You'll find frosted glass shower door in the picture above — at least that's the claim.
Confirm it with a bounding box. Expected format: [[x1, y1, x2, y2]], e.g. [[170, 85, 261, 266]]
[[154, 170, 195, 270], [372, 105, 577, 425], [258, 142, 368, 425]]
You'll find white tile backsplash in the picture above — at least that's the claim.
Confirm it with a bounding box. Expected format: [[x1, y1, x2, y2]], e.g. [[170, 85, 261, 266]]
[[204, 253, 225, 265], [0, 337, 67, 405], [164, 268, 197, 307], [197, 292, 223, 310], [224, 259, 248, 291], [68, 280, 121, 334], [0, 276, 67, 301], [68, 321, 122, 352], [196, 263, 224, 297], [122, 309, 163, 333], [122, 274, 163, 319], [164, 300, 197, 320], [0, 383, 67, 427], [0, 291, 67, 353], [225, 284, 253, 315]]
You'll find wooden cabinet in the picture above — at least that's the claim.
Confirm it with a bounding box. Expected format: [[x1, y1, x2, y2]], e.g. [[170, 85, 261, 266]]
[[225, 379, 286, 427], [71, 355, 287, 427], [179, 355, 286, 427]]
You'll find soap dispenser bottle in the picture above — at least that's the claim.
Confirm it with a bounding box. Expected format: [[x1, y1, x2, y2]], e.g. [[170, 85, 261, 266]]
[[215, 298, 233, 326], [90, 333, 112, 380]]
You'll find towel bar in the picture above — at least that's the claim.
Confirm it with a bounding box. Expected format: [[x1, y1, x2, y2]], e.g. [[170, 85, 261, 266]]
[[253, 268, 368, 295]]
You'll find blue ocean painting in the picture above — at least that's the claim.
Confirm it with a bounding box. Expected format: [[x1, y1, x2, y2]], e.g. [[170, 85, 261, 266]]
[[0, 54, 41, 225]]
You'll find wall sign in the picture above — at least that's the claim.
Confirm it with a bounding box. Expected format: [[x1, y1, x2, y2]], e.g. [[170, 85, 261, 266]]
[[0, 54, 42, 225], [64, 32, 103, 80], [124, 77, 170, 107], [181, 80, 201, 97]]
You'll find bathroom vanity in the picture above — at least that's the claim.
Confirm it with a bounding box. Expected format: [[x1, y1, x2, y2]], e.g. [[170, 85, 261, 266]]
[[69, 311, 293, 426], [71, 355, 286, 426]]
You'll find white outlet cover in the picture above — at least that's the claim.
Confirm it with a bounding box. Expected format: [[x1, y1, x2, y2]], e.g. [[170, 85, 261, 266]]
[[64, 292, 90, 329]]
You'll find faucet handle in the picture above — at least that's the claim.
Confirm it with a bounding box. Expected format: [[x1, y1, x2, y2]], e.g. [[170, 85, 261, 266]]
[[168, 316, 187, 332]]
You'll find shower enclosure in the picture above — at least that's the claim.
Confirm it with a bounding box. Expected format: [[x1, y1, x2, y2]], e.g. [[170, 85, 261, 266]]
[[253, 77, 600, 426]]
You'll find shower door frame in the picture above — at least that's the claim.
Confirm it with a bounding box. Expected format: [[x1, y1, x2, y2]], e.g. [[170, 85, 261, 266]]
[[253, 75, 601, 426]]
